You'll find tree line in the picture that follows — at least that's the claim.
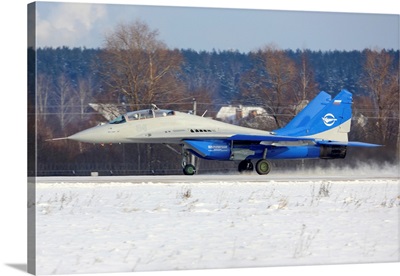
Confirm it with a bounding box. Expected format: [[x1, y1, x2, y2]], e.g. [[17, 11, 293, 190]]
[[29, 21, 399, 176]]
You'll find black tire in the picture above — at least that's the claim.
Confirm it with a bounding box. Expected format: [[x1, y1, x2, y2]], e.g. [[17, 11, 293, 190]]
[[238, 160, 253, 173], [255, 159, 271, 175], [183, 164, 196, 175]]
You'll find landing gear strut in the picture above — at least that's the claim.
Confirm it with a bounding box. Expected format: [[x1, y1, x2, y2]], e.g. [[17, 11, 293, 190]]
[[181, 147, 196, 175]]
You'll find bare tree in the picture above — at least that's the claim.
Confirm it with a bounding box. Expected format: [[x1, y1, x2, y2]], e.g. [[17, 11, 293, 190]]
[[55, 73, 77, 130], [361, 49, 399, 147], [97, 20, 185, 172], [241, 44, 298, 128], [294, 49, 318, 106], [37, 74, 52, 122], [76, 77, 97, 120], [99, 20, 184, 109]]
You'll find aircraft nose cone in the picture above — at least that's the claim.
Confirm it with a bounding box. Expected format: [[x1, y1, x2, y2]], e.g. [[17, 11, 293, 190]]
[[68, 130, 92, 143], [68, 126, 104, 143]]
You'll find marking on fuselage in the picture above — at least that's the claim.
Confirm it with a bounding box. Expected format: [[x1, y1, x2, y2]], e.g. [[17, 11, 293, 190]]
[[207, 145, 229, 152]]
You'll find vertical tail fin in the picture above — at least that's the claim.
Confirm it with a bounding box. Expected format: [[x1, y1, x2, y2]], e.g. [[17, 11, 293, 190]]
[[275, 90, 353, 142]]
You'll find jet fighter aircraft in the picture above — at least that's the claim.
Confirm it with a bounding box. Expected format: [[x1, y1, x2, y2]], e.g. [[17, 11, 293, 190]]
[[63, 89, 380, 175]]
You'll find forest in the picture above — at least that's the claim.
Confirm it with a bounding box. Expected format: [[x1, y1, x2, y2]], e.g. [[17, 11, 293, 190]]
[[28, 22, 399, 176]]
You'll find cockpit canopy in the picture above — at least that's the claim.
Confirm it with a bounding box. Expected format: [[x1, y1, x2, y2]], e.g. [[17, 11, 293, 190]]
[[109, 109, 175, 124]]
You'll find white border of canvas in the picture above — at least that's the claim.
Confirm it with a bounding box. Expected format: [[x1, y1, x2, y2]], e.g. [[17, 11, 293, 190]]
[[1, 1, 399, 276]]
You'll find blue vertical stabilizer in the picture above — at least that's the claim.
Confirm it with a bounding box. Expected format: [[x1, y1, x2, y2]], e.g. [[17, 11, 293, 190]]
[[275, 90, 353, 141]]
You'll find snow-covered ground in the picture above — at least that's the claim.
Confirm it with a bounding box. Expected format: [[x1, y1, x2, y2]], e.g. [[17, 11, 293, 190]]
[[33, 169, 399, 275]]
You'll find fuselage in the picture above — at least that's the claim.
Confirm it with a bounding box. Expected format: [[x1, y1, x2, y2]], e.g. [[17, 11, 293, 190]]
[[68, 109, 330, 162], [69, 109, 274, 144]]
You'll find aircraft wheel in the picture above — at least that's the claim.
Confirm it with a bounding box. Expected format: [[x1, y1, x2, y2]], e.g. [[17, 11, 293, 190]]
[[255, 159, 271, 175], [183, 164, 196, 175], [238, 160, 253, 173]]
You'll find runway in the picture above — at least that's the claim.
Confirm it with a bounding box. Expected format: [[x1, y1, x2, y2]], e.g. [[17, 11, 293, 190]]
[[35, 171, 399, 184]]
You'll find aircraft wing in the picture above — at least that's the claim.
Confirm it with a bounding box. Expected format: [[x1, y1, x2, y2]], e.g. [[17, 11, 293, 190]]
[[227, 134, 314, 142], [226, 134, 381, 148]]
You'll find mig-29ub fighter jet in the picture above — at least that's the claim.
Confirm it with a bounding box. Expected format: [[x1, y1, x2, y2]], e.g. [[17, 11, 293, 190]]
[[65, 89, 380, 175]]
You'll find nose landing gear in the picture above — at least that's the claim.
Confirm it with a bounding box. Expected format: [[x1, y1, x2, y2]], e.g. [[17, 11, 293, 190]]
[[183, 164, 196, 175], [181, 148, 196, 175]]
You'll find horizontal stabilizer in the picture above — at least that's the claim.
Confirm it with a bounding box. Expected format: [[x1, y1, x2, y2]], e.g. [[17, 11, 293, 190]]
[[317, 140, 382, 147]]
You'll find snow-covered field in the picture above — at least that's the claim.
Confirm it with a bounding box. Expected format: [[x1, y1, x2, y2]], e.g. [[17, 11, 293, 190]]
[[33, 170, 399, 275]]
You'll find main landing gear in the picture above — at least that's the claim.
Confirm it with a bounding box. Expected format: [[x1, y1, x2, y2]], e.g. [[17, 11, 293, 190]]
[[238, 159, 271, 175], [238, 159, 253, 173]]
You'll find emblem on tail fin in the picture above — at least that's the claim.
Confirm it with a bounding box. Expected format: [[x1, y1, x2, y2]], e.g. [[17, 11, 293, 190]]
[[322, 113, 337, 127]]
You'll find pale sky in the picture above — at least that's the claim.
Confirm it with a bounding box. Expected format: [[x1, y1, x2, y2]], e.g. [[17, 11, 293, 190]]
[[33, 1, 399, 52]]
